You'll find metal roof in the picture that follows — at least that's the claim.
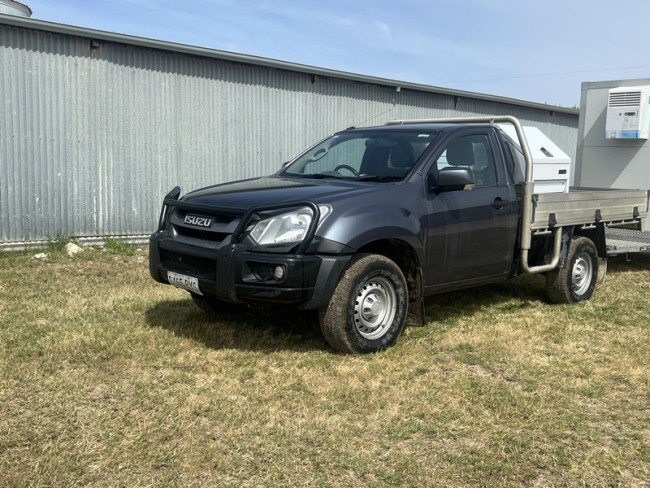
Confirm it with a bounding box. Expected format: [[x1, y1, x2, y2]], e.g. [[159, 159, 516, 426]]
[[0, 13, 578, 116], [0, 1, 31, 17]]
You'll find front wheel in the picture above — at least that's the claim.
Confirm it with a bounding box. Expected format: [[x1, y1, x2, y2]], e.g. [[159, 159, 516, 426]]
[[319, 254, 408, 354], [546, 236, 599, 304]]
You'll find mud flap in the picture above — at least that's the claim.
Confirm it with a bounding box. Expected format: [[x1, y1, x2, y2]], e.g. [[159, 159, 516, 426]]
[[407, 267, 426, 327], [597, 257, 608, 284]]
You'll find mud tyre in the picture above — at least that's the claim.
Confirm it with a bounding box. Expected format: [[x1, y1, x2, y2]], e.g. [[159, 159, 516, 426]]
[[546, 237, 599, 304], [319, 254, 408, 354]]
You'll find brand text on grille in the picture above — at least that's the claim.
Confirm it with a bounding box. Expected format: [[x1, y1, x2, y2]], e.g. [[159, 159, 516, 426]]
[[184, 215, 212, 227]]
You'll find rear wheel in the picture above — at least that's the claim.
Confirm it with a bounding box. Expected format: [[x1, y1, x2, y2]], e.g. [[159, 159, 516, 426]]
[[546, 237, 599, 304], [319, 254, 408, 354]]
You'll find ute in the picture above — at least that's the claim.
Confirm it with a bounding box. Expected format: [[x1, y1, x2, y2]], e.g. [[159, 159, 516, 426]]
[[150, 116, 649, 353]]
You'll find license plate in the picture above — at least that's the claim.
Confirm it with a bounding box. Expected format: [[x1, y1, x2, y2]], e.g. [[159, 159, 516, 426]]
[[167, 271, 202, 295]]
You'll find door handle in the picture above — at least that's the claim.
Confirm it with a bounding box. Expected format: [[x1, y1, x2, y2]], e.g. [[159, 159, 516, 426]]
[[491, 197, 507, 210]]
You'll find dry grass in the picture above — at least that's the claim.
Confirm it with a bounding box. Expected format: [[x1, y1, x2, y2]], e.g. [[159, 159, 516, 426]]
[[0, 246, 649, 487]]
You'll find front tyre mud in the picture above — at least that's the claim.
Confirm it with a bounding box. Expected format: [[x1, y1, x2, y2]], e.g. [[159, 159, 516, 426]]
[[319, 254, 408, 354]]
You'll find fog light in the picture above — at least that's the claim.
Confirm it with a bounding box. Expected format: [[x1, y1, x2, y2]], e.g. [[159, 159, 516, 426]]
[[274, 266, 285, 280]]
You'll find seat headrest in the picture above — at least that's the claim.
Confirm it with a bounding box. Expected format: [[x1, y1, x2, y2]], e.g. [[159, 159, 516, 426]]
[[446, 139, 475, 166], [390, 142, 414, 169]]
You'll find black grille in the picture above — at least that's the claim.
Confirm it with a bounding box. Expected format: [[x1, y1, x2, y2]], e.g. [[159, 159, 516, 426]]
[[160, 249, 217, 281], [174, 224, 229, 243]]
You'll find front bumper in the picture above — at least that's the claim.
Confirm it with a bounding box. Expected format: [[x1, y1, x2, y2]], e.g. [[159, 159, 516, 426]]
[[149, 231, 351, 309]]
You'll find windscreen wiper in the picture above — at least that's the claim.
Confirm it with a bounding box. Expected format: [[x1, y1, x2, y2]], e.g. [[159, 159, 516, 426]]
[[355, 175, 403, 182], [288, 173, 348, 179]]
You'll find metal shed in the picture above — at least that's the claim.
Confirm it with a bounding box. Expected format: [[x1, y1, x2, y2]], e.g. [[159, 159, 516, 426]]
[[0, 14, 579, 247]]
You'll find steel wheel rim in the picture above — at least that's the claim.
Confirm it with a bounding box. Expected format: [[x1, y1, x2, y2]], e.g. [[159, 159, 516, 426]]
[[353, 277, 397, 340], [572, 252, 593, 296]]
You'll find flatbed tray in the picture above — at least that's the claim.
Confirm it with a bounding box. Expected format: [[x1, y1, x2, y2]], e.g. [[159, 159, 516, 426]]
[[531, 187, 649, 231]]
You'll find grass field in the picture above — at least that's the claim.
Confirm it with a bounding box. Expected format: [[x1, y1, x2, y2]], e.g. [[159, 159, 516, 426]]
[[1, 244, 649, 487]]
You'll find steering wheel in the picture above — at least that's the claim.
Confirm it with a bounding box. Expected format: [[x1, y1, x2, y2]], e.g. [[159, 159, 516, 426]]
[[334, 164, 360, 176]]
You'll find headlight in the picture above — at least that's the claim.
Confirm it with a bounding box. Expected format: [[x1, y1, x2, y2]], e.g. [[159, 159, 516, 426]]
[[250, 205, 331, 245]]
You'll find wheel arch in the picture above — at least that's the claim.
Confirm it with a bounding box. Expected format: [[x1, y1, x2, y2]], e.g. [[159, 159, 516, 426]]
[[555, 224, 606, 269], [572, 223, 607, 258], [356, 238, 421, 300]]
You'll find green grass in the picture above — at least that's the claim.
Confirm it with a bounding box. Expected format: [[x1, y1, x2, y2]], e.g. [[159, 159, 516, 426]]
[[103, 237, 137, 256], [1, 246, 649, 487]]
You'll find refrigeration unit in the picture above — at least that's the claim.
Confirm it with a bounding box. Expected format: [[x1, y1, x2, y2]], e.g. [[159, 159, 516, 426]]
[[605, 85, 650, 139]]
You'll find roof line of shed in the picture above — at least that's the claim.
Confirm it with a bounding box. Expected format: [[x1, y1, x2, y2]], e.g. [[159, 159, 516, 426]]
[[0, 13, 578, 116]]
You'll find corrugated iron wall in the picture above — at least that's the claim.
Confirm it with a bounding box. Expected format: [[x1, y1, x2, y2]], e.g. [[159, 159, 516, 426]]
[[0, 22, 579, 245]]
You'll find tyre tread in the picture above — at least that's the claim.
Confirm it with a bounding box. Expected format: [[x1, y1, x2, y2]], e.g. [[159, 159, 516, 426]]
[[546, 237, 598, 304], [319, 254, 408, 354]]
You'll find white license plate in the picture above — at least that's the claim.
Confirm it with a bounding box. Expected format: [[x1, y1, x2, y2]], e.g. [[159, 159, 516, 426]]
[[167, 271, 202, 295]]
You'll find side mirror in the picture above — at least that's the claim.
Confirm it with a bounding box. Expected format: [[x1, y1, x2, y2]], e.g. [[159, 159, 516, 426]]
[[432, 167, 475, 191]]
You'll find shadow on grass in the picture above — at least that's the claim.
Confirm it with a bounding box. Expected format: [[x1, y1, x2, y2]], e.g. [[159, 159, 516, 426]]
[[146, 252, 650, 352], [422, 252, 650, 323], [606, 252, 650, 274], [423, 273, 549, 323], [145, 297, 329, 353], [146, 273, 553, 352]]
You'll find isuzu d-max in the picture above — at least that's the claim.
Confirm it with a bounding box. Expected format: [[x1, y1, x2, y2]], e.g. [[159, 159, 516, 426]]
[[150, 116, 648, 353]]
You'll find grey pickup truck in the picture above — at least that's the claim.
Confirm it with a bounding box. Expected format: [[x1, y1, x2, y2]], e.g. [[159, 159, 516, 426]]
[[149, 116, 648, 353]]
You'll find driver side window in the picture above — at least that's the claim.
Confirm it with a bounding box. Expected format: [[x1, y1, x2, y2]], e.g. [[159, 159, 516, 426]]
[[435, 134, 497, 187]]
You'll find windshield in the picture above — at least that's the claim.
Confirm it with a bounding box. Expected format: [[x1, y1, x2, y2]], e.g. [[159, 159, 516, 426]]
[[280, 129, 440, 181]]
